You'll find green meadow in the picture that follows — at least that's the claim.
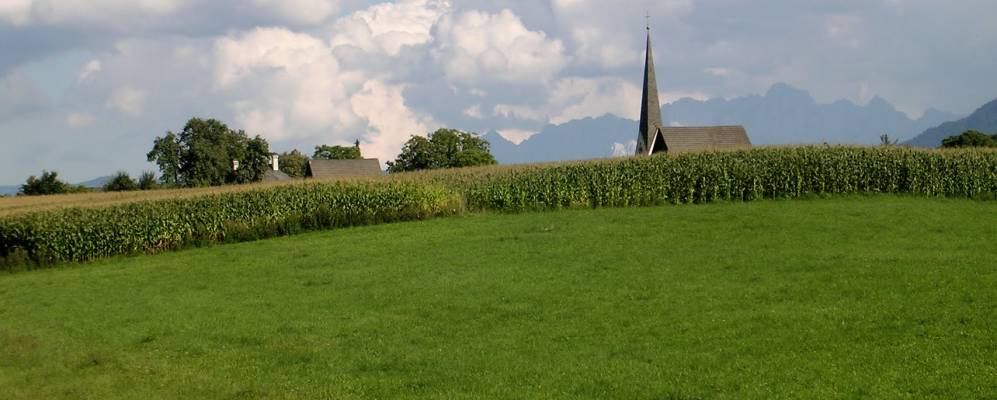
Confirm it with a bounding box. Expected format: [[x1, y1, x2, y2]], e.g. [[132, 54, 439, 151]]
[[1, 195, 996, 399]]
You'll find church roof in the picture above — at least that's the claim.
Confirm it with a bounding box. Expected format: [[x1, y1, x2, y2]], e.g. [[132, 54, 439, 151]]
[[652, 125, 752, 153], [306, 159, 382, 179], [636, 28, 662, 155]]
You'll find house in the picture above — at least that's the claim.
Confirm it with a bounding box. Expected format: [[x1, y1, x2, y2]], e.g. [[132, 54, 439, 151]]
[[263, 153, 291, 182], [635, 22, 751, 155], [306, 159, 382, 179]]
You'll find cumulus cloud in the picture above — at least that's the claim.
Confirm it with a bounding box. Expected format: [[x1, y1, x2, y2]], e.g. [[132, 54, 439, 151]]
[[106, 86, 146, 116], [433, 9, 567, 87], [350, 80, 434, 163], [330, 0, 450, 56], [214, 26, 433, 165], [548, 77, 642, 124], [550, 0, 693, 69], [215, 27, 364, 139]]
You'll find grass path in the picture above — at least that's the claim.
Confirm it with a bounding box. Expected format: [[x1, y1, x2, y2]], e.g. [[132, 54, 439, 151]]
[[1, 196, 996, 399]]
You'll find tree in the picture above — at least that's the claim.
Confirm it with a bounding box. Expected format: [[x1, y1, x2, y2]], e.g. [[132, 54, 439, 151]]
[[234, 135, 272, 184], [147, 132, 182, 186], [387, 128, 497, 173], [103, 171, 138, 192], [941, 130, 996, 148], [314, 142, 361, 160], [278, 149, 309, 178], [138, 171, 158, 190], [147, 118, 271, 187], [879, 133, 899, 147], [19, 171, 68, 195]]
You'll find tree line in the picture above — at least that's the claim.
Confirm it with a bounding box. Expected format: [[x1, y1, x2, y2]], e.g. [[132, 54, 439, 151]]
[[15, 117, 497, 196]]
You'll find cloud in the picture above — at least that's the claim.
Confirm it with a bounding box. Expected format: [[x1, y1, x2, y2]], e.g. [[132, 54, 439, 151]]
[[463, 104, 483, 119], [611, 140, 636, 157], [215, 27, 364, 140], [77, 59, 101, 82], [1, 0, 188, 27], [550, 0, 693, 70], [350, 80, 434, 164], [0, 0, 31, 25], [250, 0, 340, 26], [0, 71, 48, 122], [65, 112, 95, 127], [330, 0, 450, 56], [432, 9, 567, 87], [548, 77, 642, 124], [496, 128, 535, 144], [213, 26, 433, 165], [106, 86, 146, 116], [492, 103, 546, 121]]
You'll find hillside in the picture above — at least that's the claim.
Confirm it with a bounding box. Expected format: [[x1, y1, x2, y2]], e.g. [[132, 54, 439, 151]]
[[906, 98, 997, 147], [1, 196, 995, 398], [485, 83, 959, 164]]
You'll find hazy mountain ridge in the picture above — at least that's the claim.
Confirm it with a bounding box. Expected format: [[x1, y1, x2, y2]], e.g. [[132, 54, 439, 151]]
[[0, 176, 111, 195], [905, 98, 997, 147], [487, 83, 962, 164]]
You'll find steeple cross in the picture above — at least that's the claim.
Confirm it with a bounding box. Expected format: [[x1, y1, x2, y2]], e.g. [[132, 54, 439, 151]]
[[646, 11, 650, 31]]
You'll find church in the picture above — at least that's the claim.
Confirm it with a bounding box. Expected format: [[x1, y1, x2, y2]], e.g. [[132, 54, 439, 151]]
[[635, 24, 751, 156]]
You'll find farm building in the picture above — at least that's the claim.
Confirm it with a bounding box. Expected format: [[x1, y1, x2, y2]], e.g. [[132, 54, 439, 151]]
[[306, 159, 383, 179], [636, 24, 751, 155], [263, 153, 291, 182]]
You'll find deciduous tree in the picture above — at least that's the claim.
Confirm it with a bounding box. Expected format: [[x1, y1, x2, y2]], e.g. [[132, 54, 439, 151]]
[[387, 128, 497, 173], [278, 149, 309, 178], [941, 130, 996, 148], [147, 118, 271, 187]]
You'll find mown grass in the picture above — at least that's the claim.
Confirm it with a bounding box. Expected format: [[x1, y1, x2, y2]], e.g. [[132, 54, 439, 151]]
[[1, 195, 996, 399]]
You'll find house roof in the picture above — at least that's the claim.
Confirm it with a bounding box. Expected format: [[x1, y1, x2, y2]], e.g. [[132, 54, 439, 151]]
[[263, 169, 291, 182], [651, 125, 752, 154], [306, 159, 382, 179]]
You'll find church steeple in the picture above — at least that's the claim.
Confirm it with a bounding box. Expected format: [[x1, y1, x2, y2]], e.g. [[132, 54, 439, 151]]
[[636, 20, 663, 156]]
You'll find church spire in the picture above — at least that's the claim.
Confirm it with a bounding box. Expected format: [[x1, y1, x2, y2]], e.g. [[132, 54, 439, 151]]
[[636, 19, 663, 156]]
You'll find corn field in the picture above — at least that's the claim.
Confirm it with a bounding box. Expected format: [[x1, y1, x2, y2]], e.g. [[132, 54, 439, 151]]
[[2, 146, 995, 269]]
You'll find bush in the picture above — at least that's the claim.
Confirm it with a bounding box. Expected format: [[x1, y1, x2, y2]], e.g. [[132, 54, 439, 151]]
[[941, 130, 996, 148], [138, 171, 159, 190], [103, 171, 138, 192], [20, 171, 70, 196]]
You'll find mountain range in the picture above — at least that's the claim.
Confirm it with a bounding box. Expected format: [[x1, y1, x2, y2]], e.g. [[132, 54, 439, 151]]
[[485, 83, 968, 164], [0, 176, 110, 196], [905, 98, 997, 147]]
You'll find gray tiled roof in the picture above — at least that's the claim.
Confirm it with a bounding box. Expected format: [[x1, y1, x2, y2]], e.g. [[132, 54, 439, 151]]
[[263, 170, 292, 182], [306, 159, 382, 179], [654, 125, 752, 153]]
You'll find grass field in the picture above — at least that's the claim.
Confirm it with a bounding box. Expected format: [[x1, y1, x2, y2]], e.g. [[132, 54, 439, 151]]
[[1, 196, 996, 399]]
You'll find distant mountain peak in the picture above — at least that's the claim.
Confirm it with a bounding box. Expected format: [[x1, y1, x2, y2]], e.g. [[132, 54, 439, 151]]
[[764, 83, 816, 104], [485, 82, 967, 164], [906, 97, 997, 147]]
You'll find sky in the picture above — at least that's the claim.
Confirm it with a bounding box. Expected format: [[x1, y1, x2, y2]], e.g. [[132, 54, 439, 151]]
[[1, 0, 996, 184]]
